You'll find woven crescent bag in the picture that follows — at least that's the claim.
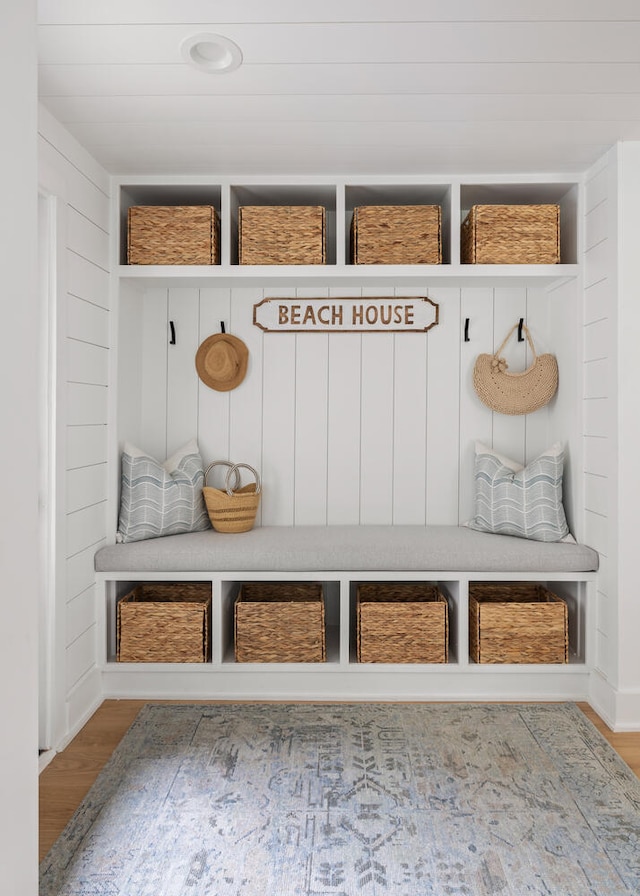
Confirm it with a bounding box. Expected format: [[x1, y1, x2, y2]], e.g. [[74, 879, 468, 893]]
[[473, 323, 558, 415]]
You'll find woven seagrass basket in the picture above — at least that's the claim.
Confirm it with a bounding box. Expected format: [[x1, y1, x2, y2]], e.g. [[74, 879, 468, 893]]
[[116, 582, 211, 663], [127, 205, 220, 265], [203, 462, 261, 533], [234, 582, 326, 662], [469, 582, 568, 664], [351, 205, 442, 264], [356, 583, 448, 663], [238, 205, 326, 265], [461, 204, 560, 264]]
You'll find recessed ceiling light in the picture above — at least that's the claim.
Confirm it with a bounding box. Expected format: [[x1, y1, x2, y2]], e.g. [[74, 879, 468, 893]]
[[181, 33, 243, 74]]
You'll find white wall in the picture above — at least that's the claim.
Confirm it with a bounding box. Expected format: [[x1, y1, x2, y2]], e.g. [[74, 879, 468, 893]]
[[583, 149, 618, 717], [0, 2, 39, 892], [615, 141, 640, 727], [117, 282, 572, 534], [583, 143, 640, 730], [38, 106, 111, 747]]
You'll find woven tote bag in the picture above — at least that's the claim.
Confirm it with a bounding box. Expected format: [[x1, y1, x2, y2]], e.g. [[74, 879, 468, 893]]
[[472, 323, 558, 415], [202, 461, 261, 533]]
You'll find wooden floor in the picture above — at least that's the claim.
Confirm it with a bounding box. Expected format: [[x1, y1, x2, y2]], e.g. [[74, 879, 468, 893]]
[[39, 700, 640, 862]]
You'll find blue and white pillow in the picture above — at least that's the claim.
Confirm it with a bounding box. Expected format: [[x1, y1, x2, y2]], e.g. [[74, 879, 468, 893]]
[[117, 440, 211, 543], [468, 441, 571, 543]]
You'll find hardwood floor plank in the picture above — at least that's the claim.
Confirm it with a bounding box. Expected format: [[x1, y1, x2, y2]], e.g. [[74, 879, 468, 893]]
[[39, 700, 640, 863]]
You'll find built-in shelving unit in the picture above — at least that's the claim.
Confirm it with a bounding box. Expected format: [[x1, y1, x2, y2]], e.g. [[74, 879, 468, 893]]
[[115, 174, 580, 287], [97, 570, 596, 700], [106, 170, 594, 701]]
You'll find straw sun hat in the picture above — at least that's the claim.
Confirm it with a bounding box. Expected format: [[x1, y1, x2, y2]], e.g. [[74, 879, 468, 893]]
[[195, 333, 249, 392]]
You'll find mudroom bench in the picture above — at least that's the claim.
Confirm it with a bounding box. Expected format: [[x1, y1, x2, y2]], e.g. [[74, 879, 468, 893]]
[[94, 525, 599, 703]]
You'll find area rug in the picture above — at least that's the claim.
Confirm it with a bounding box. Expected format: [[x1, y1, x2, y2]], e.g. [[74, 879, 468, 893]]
[[40, 703, 640, 896]]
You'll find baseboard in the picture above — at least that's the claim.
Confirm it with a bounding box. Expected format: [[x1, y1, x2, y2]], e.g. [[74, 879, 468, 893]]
[[54, 668, 104, 753], [589, 669, 640, 731]]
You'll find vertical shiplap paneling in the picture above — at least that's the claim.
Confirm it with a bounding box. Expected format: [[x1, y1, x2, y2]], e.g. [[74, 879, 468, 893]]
[[458, 288, 494, 522], [425, 287, 461, 524], [261, 287, 296, 526], [393, 287, 427, 525], [116, 282, 144, 450], [359, 289, 395, 524], [197, 288, 232, 465], [227, 288, 265, 505], [125, 281, 583, 535], [326, 287, 362, 525], [140, 289, 169, 460], [294, 287, 329, 524], [166, 288, 200, 458], [492, 287, 528, 461], [523, 287, 552, 464]]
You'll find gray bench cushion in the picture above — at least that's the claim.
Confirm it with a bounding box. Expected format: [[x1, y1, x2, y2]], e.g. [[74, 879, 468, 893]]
[[95, 525, 599, 574]]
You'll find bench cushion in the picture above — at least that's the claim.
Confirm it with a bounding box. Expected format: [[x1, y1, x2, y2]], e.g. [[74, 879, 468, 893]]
[[95, 525, 599, 574]]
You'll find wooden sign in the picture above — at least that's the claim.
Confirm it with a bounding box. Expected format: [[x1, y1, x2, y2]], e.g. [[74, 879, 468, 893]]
[[253, 296, 439, 333]]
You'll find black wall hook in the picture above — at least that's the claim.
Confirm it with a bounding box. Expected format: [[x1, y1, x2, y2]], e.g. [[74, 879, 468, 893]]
[[517, 318, 524, 342], [220, 321, 226, 334], [169, 321, 176, 345], [464, 318, 470, 342]]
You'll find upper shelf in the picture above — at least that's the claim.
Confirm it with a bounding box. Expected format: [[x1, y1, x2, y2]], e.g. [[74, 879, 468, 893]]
[[117, 262, 579, 289], [115, 175, 581, 287]]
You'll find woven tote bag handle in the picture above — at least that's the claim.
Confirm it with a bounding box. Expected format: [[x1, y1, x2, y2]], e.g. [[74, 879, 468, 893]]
[[494, 322, 537, 363], [204, 460, 241, 491], [225, 463, 262, 497]]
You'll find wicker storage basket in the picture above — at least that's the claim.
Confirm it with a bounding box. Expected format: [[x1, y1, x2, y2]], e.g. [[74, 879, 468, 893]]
[[234, 583, 326, 663], [238, 205, 326, 265], [461, 204, 560, 265], [356, 583, 448, 663], [351, 205, 442, 265], [116, 582, 211, 663], [127, 205, 220, 265], [469, 582, 568, 664]]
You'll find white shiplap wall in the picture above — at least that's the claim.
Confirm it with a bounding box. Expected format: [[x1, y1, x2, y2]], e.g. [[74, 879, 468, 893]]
[[117, 282, 570, 534], [582, 149, 617, 696], [38, 106, 111, 746]]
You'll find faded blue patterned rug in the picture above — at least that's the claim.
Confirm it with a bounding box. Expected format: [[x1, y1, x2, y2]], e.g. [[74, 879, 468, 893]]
[[40, 703, 640, 895]]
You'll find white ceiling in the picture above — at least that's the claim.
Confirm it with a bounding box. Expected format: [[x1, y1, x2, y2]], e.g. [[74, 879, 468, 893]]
[[37, 0, 640, 177]]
